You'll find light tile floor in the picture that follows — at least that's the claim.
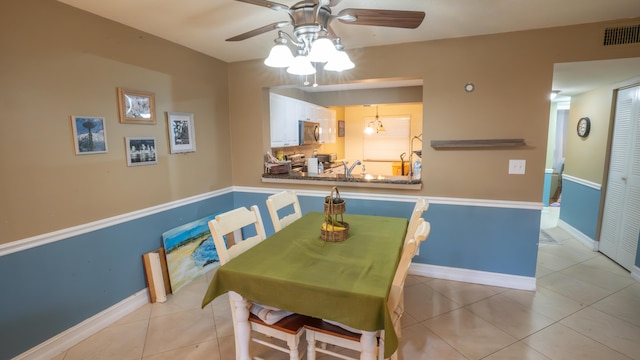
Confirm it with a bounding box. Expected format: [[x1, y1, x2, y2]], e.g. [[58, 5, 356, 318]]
[[53, 207, 640, 360]]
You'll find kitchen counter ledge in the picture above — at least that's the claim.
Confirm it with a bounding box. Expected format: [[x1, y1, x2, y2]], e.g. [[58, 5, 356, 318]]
[[261, 172, 422, 190]]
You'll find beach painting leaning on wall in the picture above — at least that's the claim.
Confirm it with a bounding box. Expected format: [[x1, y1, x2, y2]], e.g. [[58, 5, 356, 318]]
[[162, 214, 221, 293]]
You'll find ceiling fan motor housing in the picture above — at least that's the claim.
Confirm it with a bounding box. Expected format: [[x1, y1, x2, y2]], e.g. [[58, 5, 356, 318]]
[[291, 3, 332, 47]]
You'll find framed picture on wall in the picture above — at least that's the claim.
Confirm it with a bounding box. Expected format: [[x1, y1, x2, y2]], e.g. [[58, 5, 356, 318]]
[[338, 120, 345, 137], [117, 87, 156, 124], [71, 116, 108, 155], [125, 137, 157, 166], [167, 112, 196, 153]]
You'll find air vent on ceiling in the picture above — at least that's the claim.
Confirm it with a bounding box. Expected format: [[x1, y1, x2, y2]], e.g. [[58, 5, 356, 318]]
[[603, 24, 640, 46]]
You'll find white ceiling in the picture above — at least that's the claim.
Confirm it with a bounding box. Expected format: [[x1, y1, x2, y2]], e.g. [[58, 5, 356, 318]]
[[58, 0, 640, 95]]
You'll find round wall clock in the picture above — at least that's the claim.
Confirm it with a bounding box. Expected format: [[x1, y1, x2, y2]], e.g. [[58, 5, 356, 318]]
[[577, 117, 591, 138]]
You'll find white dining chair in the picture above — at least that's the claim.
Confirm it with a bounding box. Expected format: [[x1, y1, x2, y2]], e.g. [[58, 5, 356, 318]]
[[405, 197, 429, 250], [208, 205, 308, 360], [304, 220, 431, 360], [266, 190, 302, 232]]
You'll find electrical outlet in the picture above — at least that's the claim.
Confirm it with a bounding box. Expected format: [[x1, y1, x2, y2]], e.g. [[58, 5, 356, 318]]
[[509, 160, 526, 174]]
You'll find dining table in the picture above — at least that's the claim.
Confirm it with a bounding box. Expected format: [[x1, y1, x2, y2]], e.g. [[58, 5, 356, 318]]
[[201, 211, 408, 360]]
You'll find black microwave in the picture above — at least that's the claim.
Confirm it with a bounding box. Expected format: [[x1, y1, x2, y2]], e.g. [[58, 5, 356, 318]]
[[299, 121, 320, 145]]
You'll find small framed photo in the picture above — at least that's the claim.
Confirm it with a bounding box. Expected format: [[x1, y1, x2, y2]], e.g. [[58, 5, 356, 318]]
[[117, 87, 156, 124], [125, 137, 157, 166], [338, 120, 345, 137], [71, 116, 108, 155], [167, 112, 196, 153]]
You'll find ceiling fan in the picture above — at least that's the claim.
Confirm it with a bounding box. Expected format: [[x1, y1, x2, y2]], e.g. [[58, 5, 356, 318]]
[[226, 0, 426, 75]]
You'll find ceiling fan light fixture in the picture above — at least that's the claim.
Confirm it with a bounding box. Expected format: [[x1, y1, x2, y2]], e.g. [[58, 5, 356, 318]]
[[324, 49, 354, 71], [287, 53, 316, 75], [308, 36, 337, 63], [264, 43, 294, 68], [233, 1, 425, 83]]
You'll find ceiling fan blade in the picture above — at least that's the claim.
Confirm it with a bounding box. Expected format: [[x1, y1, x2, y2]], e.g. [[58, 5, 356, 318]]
[[234, 0, 289, 12], [337, 9, 425, 29], [226, 21, 290, 41]]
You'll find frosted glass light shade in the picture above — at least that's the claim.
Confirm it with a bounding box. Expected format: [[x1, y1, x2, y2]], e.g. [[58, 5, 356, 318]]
[[308, 37, 337, 63], [324, 50, 354, 72], [264, 44, 294, 68], [287, 55, 316, 75]]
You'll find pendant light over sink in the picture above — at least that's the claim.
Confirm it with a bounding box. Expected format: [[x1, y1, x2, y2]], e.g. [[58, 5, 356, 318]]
[[226, 0, 425, 81], [364, 105, 385, 134]]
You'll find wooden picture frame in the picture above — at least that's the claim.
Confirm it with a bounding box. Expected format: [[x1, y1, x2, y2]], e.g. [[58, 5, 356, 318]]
[[338, 120, 345, 137], [167, 112, 196, 153], [125, 137, 158, 166], [71, 116, 108, 155], [117, 87, 156, 124]]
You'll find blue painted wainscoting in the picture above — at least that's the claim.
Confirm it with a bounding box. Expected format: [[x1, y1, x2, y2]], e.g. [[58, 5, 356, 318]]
[[543, 169, 553, 207], [1, 186, 542, 359], [558, 175, 602, 241], [0, 190, 235, 360], [234, 187, 542, 282]]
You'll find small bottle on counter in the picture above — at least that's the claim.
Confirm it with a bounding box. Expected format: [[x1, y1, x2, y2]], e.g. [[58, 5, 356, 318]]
[[318, 161, 324, 174], [413, 157, 422, 180]]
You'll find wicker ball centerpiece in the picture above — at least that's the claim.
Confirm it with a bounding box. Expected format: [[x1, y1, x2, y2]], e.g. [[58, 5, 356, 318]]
[[321, 187, 349, 242]]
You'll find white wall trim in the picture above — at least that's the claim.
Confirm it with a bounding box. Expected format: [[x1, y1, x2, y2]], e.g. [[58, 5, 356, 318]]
[[562, 174, 602, 190], [234, 186, 543, 210], [558, 219, 599, 251], [2, 186, 542, 257], [632, 266, 640, 283], [409, 263, 537, 291], [545, 168, 553, 174], [14, 289, 149, 360], [0, 188, 233, 257]]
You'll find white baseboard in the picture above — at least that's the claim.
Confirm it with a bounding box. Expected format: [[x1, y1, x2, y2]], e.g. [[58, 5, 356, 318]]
[[409, 263, 536, 291], [558, 219, 599, 251], [632, 266, 640, 284], [14, 289, 149, 360]]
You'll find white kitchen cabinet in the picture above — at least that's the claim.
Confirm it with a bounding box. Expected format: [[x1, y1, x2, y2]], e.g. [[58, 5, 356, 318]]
[[318, 107, 336, 144], [270, 93, 335, 147], [270, 93, 300, 147]]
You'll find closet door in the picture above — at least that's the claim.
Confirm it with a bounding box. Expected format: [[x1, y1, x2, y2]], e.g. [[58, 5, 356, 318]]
[[600, 85, 640, 270]]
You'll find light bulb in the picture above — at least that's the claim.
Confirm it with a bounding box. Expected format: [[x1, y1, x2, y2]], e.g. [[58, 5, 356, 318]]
[[324, 49, 354, 72], [287, 54, 316, 75], [264, 44, 294, 68], [308, 37, 337, 63]]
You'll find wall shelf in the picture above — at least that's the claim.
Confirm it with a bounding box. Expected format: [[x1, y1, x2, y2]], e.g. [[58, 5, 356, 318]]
[[430, 138, 526, 149]]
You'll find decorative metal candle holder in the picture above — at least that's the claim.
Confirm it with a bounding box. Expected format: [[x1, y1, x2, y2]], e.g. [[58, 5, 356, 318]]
[[321, 187, 349, 242]]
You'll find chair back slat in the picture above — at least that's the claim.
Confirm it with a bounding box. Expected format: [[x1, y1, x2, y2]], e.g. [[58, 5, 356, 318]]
[[208, 205, 266, 265], [267, 190, 302, 232]]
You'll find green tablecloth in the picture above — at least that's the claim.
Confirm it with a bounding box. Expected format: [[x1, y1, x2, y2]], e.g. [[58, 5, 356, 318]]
[[202, 211, 408, 357]]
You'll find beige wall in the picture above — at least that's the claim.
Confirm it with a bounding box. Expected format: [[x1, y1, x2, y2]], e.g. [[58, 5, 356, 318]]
[[230, 18, 640, 199], [3, 1, 640, 243], [0, 0, 231, 243], [546, 102, 559, 170], [565, 86, 616, 183], [308, 86, 423, 106]]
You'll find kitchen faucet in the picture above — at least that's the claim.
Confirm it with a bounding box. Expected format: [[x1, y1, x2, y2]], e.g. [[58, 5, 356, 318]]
[[342, 160, 362, 178]]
